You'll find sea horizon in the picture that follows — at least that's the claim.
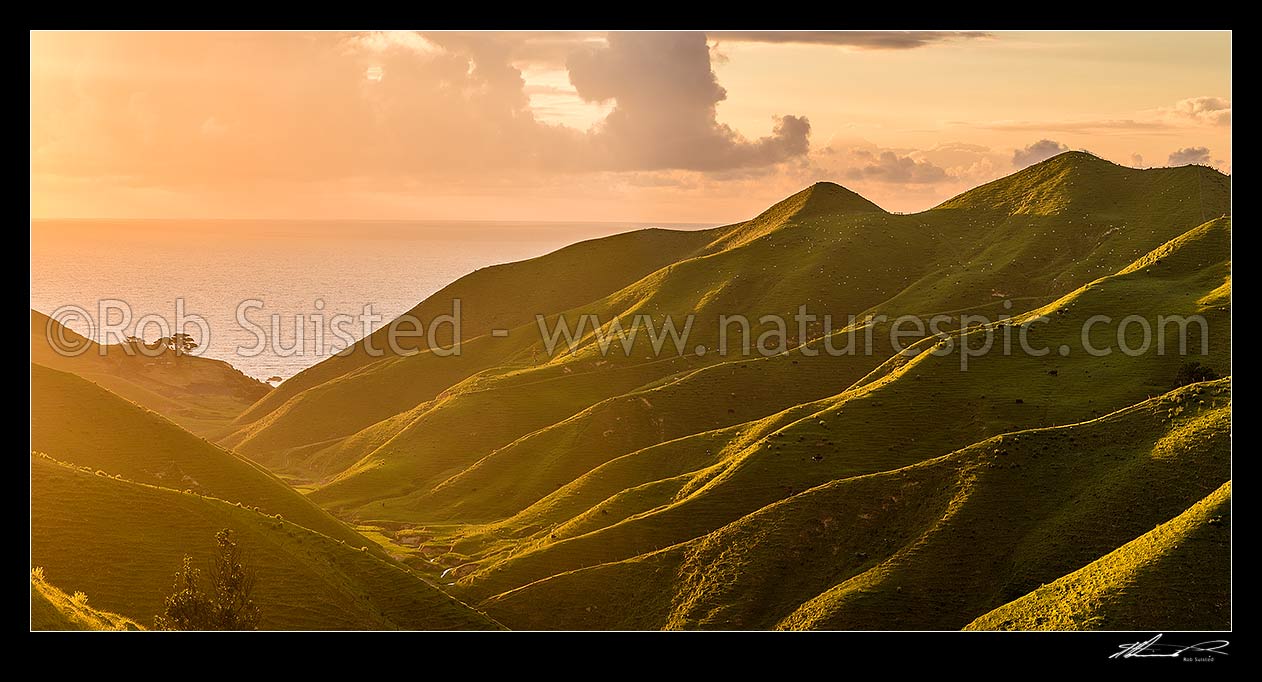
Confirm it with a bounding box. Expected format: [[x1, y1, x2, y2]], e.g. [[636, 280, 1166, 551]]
[[32, 218, 719, 382]]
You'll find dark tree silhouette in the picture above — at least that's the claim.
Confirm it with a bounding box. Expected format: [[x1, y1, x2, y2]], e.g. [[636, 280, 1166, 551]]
[[153, 556, 211, 630], [155, 529, 260, 630], [1173, 361, 1218, 388], [158, 333, 199, 356]]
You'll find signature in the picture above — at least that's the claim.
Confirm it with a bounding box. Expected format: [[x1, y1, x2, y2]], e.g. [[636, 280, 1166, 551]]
[[1111, 634, 1230, 660]]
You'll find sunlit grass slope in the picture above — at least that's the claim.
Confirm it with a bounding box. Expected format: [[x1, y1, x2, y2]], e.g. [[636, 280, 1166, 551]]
[[31, 570, 144, 631], [30, 362, 369, 549], [479, 380, 1229, 630], [417, 215, 1228, 602], [96, 153, 1226, 632], [965, 480, 1231, 631], [30, 455, 500, 630], [31, 309, 268, 436], [227, 227, 721, 444]]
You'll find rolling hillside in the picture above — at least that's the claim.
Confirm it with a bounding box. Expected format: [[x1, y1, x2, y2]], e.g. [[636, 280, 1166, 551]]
[[30, 151, 1230, 631], [477, 380, 1229, 629], [220, 154, 1229, 528], [30, 361, 503, 629], [445, 213, 1227, 608]]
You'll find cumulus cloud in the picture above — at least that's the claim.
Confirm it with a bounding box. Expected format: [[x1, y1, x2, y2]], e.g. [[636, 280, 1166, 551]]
[[708, 31, 991, 50], [31, 30, 811, 193], [1168, 146, 1212, 166], [1166, 96, 1231, 126], [843, 150, 951, 184], [1012, 139, 1069, 168], [1130, 153, 1145, 168], [568, 32, 810, 171]]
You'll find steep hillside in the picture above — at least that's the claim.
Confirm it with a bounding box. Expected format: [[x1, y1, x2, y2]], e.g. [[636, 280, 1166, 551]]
[[30, 362, 369, 549], [30, 455, 500, 630], [370, 214, 1226, 601], [966, 480, 1231, 631], [228, 226, 721, 436]]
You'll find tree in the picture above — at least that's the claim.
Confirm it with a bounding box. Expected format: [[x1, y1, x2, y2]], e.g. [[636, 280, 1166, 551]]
[[1173, 361, 1218, 388], [154, 529, 260, 630], [158, 333, 199, 356], [153, 555, 212, 630], [207, 529, 260, 629], [171, 332, 199, 355]]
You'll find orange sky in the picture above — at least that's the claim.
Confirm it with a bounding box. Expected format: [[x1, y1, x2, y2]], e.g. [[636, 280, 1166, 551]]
[[30, 31, 1231, 223]]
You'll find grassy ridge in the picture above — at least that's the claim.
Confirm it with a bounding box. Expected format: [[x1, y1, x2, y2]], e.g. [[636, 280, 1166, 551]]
[[30, 362, 370, 550], [226, 227, 721, 446], [966, 480, 1231, 631], [31, 455, 500, 630]]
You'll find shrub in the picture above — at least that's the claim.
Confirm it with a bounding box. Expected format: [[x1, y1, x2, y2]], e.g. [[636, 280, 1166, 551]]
[[154, 529, 260, 631], [1173, 361, 1218, 388]]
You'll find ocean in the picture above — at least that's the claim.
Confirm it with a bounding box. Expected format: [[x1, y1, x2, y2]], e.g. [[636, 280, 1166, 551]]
[[30, 219, 712, 382]]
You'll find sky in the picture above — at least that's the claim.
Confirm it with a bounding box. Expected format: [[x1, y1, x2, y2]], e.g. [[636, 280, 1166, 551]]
[[30, 30, 1231, 223]]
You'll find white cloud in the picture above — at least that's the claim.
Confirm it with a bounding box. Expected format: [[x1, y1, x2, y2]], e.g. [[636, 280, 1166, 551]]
[[1168, 146, 1212, 166], [1012, 139, 1068, 168], [1165, 96, 1231, 126]]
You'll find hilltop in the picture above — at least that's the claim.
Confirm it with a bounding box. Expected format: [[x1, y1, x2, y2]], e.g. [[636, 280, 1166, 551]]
[[31, 309, 269, 436]]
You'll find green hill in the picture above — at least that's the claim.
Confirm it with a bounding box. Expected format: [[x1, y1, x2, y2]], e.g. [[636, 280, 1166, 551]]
[[224, 226, 721, 451], [294, 212, 1227, 604], [31, 455, 500, 630], [219, 154, 1229, 524]]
